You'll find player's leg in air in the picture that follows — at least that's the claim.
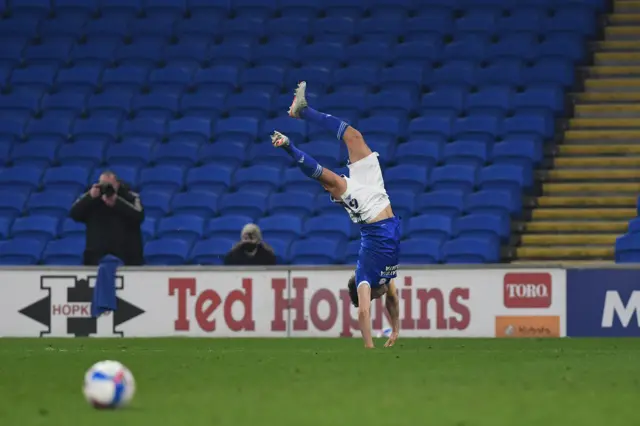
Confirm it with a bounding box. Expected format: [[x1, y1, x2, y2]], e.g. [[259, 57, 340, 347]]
[[287, 81, 372, 165]]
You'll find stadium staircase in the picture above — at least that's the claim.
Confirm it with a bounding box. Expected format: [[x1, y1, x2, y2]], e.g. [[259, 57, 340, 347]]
[[513, 0, 639, 263]]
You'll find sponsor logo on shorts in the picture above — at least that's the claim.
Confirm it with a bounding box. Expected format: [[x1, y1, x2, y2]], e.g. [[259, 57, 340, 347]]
[[380, 265, 398, 276], [495, 315, 560, 338], [503, 273, 552, 308]]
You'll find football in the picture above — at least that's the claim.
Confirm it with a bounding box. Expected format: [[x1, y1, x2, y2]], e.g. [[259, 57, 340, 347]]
[[376, 328, 393, 338], [83, 360, 136, 409]]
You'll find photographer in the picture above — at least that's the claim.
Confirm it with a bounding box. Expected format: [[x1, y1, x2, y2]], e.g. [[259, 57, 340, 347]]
[[224, 223, 276, 266], [69, 171, 145, 266]]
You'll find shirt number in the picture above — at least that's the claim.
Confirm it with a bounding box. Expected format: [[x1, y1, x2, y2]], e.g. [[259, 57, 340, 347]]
[[348, 198, 359, 210]]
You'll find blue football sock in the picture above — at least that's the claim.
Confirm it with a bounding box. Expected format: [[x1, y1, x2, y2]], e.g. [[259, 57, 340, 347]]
[[301, 107, 348, 140], [283, 142, 324, 180]]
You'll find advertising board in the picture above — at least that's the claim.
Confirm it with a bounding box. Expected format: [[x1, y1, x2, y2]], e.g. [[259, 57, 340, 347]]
[[0, 268, 566, 338]]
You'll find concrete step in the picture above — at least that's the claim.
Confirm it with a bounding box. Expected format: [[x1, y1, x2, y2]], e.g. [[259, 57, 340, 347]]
[[542, 182, 640, 194], [539, 168, 640, 181], [605, 26, 640, 40], [574, 103, 640, 117], [557, 144, 640, 155], [581, 65, 640, 77], [521, 221, 627, 233], [521, 234, 619, 246], [595, 52, 640, 65], [531, 208, 635, 220], [564, 130, 640, 141], [584, 78, 640, 91], [569, 117, 640, 128], [607, 14, 640, 25], [614, 1, 640, 13], [515, 246, 614, 260], [553, 156, 640, 167], [531, 195, 636, 207], [572, 92, 640, 102]]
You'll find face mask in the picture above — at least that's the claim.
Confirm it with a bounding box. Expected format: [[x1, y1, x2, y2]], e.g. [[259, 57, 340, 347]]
[[243, 242, 258, 252]]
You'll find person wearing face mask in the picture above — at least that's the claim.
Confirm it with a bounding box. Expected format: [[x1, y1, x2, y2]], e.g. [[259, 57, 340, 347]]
[[223, 223, 277, 266]]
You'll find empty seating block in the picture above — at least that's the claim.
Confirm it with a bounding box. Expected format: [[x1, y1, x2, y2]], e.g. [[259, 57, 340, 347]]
[[0, 0, 595, 265]]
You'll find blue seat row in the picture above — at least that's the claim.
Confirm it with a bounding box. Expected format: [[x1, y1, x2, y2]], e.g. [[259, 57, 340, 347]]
[[0, 84, 567, 118], [0, 234, 500, 266]]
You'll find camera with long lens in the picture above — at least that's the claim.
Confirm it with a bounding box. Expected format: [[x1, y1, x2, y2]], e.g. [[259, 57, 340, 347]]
[[99, 182, 116, 197]]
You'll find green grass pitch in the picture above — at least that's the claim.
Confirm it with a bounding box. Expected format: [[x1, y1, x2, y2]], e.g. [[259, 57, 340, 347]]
[[0, 338, 638, 426]]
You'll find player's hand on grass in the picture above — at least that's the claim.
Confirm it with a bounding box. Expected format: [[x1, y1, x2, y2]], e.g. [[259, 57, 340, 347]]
[[384, 332, 398, 348]]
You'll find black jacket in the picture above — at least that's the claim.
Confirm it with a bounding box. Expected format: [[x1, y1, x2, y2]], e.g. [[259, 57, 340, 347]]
[[69, 186, 145, 266], [224, 242, 277, 266]]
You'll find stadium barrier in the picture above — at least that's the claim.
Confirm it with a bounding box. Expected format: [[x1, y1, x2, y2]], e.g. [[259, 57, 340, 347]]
[[0, 265, 637, 338]]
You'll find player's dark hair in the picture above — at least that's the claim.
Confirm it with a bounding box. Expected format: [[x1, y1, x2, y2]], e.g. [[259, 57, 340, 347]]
[[348, 275, 358, 307]]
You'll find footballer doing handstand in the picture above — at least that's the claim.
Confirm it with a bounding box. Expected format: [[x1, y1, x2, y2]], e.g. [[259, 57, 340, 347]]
[[272, 82, 401, 349]]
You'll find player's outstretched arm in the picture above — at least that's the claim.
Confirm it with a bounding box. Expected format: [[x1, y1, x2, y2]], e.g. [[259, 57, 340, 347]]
[[357, 283, 375, 349], [384, 280, 400, 348]]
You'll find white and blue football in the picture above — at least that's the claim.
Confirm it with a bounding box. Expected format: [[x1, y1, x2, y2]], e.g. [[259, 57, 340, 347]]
[[376, 328, 393, 338], [83, 360, 136, 409]]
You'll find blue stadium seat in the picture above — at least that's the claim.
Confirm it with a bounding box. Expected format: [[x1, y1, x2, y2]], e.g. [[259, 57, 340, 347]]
[[290, 238, 344, 265], [206, 215, 253, 240], [241, 66, 285, 92], [171, 191, 218, 218], [180, 92, 226, 118], [87, 92, 132, 119], [186, 165, 233, 193], [283, 167, 321, 195], [0, 238, 45, 265], [11, 65, 57, 91], [106, 141, 153, 167], [27, 116, 72, 143], [387, 191, 415, 219], [72, 117, 120, 142], [189, 238, 236, 265], [60, 217, 86, 238], [477, 59, 523, 86], [132, 93, 180, 120], [138, 166, 185, 192], [169, 117, 212, 143], [268, 192, 315, 217], [0, 190, 28, 219], [157, 214, 205, 244], [0, 166, 42, 192], [122, 118, 167, 139], [466, 189, 522, 218], [385, 165, 428, 193], [57, 141, 105, 168], [41, 238, 84, 265], [11, 140, 59, 168], [430, 165, 477, 192], [26, 191, 76, 218], [344, 239, 360, 264], [148, 66, 194, 92], [443, 141, 489, 168], [218, 192, 268, 219], [144, 238, 191, 265], [215, 117, 259, 144], [194, 66, 238, 92], [152, 141, 199, 168], [43, 166, 89, 192], [480, 164, 532, 192], [258, 214, 303, 243], [141, 191, 172, 218], [493, 135, 543, 167], [234, 165, 281, 193], [141, 218, 156, 241], [456, 212, 510, 243], [400, 238, 441, 264], [416, 190, 466, 217], [408, 214, 454, 242], [305, 214, 353, 240], [267, 238, 290, 264], [442, 237, 499, 263], [11, 216, 59, 243], [199, 142, 246, 168]]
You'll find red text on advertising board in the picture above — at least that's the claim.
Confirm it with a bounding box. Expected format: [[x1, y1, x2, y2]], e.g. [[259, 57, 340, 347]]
[[52, 303, 91, 317], [272, 276, 471, 337], [169, 278, 255, 332], [503, 273, 552, 308]]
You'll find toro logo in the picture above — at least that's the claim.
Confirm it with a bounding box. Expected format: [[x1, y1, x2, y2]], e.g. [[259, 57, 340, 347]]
[[503, 273, 552, 308]]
